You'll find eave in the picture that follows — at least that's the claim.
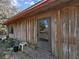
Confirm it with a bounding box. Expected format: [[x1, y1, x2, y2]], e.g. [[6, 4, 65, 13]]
[[4, 0, 55, 25], [4, 0, 76, 25]]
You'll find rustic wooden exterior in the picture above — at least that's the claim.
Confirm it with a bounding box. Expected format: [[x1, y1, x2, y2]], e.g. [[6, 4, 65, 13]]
[[4, 0, 79, 59]]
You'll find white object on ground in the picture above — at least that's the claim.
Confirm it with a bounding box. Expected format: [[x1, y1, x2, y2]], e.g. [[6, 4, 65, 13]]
[[19, 42, 28, 51], [2, 36, 6, 40]]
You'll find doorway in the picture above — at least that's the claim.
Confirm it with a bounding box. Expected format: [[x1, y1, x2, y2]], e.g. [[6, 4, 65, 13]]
[[37, 18, 51, 51]]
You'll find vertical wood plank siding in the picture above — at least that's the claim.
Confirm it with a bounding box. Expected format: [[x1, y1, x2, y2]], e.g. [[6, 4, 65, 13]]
[[59, 7, 79, 59], [8, 5, 79, 59], [26, 18, 29, 42], [33, 16, 38, 45], [56, 10, 63, 59]]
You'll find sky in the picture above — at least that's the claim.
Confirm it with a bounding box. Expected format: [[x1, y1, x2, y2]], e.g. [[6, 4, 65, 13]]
[[11, 0, 42, 11]]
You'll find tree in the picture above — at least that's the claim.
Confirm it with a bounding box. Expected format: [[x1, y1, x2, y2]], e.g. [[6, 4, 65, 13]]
[[0, 0, 19, 35], [40, 22, 46, 31]]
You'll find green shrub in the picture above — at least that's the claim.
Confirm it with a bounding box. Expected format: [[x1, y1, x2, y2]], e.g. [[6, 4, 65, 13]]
[[0, 38, 20, 48]]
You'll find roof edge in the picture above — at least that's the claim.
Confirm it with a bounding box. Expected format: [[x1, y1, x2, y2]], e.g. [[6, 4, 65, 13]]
[[3, 0, 56, 25]]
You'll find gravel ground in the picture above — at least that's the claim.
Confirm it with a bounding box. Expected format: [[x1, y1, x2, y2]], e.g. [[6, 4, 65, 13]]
[[0, 46, 57, 59], [9, 47, 57, 59], [0, 35, 57, 59]]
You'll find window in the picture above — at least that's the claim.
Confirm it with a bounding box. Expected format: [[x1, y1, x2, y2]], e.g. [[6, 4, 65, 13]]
[[8, 26, 14, 34]]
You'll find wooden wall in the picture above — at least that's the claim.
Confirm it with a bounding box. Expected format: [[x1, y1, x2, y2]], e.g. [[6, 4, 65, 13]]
[[55, 6, 79, 59], [8, 3, 79, 59]]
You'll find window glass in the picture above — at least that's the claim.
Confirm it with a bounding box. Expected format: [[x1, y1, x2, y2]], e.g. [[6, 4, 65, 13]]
[[8, 26, 14, 34]]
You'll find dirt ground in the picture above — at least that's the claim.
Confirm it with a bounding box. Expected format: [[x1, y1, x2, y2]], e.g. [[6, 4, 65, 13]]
[[0, 46, 57, 59]]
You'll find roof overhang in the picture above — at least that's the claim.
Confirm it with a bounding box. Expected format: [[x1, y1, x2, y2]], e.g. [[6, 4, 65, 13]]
[[4, 0, 56, 25], [4, 0, 77, 25]]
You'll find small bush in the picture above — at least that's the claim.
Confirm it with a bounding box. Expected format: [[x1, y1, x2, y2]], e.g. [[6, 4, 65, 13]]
[[0, 38, 20, 49]]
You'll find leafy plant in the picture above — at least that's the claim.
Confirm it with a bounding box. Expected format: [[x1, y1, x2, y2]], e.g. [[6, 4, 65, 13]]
[[0, 38, 20, 48]]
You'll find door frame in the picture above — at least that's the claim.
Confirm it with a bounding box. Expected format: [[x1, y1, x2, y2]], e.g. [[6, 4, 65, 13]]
[[37, 17, 52, 52]]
